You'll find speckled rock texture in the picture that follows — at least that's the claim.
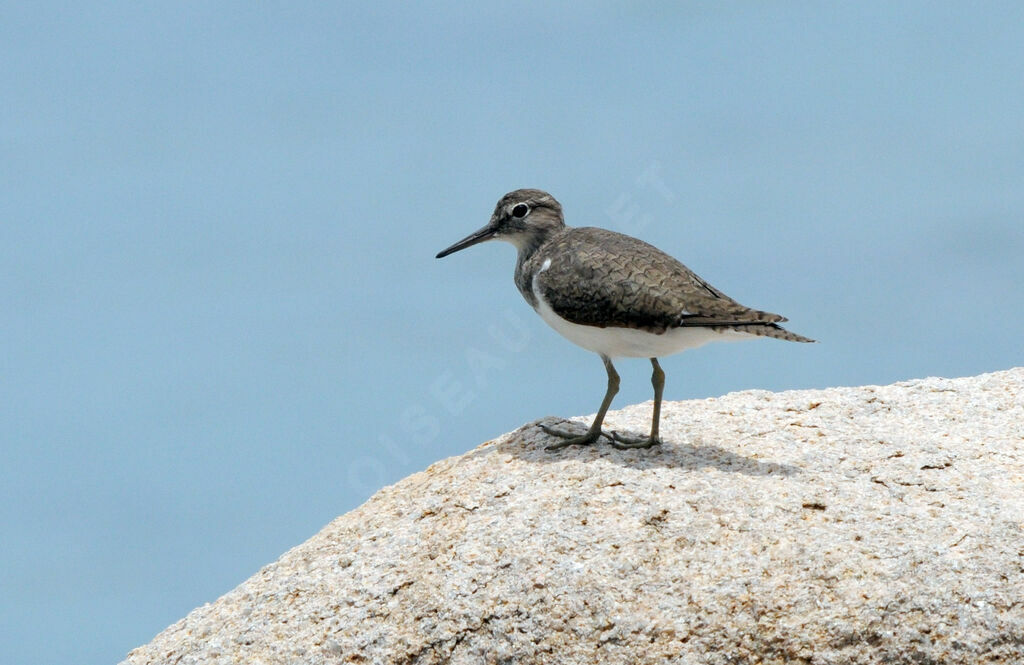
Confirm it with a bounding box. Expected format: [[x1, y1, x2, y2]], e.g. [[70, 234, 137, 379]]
[[123, 369, 1024, 665]]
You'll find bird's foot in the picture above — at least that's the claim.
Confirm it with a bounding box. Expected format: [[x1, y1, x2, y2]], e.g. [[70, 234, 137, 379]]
[[608, 431, 662, 450], [540, 423, 608, 450]]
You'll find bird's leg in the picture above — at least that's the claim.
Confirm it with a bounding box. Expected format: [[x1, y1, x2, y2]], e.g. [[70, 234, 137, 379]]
[[543, 355, 619, 450], [610, 357, 664, 449]]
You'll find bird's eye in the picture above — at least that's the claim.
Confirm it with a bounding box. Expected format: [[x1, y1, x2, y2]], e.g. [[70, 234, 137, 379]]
[[511, 203, 529, 218]]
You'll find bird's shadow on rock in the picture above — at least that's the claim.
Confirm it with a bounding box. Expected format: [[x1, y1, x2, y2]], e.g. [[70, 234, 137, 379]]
[[482, 417, 800, 476]]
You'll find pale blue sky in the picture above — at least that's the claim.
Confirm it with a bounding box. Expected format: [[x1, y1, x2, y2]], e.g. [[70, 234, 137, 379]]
[[3, 3, 1023, 663]]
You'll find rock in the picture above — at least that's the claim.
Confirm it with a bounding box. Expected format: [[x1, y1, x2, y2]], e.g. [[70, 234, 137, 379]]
[[122, 369, 1024, 664]]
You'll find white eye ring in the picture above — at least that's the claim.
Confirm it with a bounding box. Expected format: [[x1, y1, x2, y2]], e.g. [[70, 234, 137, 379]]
[[511, 203, 530, 218]]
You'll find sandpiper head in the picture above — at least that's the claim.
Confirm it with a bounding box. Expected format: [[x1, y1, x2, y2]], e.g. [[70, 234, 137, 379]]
[[436, 189, 565, 258]]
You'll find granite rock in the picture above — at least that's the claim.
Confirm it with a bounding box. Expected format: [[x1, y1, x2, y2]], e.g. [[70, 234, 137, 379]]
[[123, 368, 1024, 664]]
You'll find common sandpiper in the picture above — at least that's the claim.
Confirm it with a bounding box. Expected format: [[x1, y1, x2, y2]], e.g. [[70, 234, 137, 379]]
[[436, 189, 814, 450]]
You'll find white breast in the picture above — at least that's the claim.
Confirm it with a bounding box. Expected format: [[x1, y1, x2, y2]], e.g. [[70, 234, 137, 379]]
[[531, 260, 751, 359]]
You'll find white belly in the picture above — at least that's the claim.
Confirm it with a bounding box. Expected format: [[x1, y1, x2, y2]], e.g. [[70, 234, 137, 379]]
[[532, 279, 751, 359]]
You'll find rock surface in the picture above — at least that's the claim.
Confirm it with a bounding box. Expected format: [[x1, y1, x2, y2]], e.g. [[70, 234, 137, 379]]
[[123, 369, 1024, 664]]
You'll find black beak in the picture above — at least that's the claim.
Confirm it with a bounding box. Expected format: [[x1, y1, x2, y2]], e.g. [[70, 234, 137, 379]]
[[435, 222, 498, 258]]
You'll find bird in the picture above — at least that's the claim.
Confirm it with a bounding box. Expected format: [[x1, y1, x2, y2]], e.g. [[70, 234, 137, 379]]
[[436, 189, 814, 450]]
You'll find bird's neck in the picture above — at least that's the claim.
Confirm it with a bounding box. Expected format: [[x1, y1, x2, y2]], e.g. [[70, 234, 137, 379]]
[[514, 224, 564, 271], [514, 220, 565, 262], [513, 225, 567, 306]]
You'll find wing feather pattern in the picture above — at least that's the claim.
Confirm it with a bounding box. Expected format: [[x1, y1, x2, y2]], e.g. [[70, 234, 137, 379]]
[[531, 227, 813, 343]]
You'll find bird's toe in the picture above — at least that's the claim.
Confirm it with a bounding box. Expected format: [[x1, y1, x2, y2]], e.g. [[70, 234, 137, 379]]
[[608, 430, 662, 450]]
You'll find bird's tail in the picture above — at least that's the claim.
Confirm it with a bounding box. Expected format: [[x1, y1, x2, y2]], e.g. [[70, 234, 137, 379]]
[[722, 323, 816, 343]]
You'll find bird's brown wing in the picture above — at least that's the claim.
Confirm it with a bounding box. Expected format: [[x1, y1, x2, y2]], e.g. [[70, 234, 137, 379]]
[[533, 227, 787, 333]]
